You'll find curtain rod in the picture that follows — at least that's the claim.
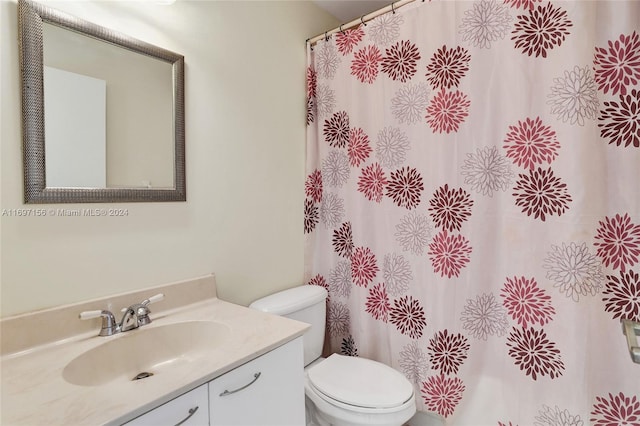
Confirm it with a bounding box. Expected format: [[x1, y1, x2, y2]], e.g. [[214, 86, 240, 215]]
[[307, 0, 418, 46]]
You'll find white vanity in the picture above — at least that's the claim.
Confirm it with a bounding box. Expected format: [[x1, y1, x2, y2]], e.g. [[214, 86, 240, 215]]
[[0, 274, 309, 425], [125, 338, 303, 426]]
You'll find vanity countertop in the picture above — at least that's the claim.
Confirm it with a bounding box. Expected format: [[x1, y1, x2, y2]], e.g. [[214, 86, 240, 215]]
[[1, 293, 309, 425]]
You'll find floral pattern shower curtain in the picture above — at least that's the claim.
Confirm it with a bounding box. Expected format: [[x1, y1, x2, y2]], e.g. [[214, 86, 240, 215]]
[[304, 0, 640, 424]]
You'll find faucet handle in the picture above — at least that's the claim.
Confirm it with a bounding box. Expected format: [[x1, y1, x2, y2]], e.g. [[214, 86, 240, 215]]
[[119, 293, 165, 313], [142, 293, 165, 306], [119, 293, 165, 327], [138, 293, 164, 326], [79, 310, 104, 320], [79, 309, 118, 336]]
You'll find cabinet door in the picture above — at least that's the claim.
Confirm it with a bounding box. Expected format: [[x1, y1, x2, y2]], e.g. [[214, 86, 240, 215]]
[[209, 337, 305, 426], [124, 384, 209, 426]]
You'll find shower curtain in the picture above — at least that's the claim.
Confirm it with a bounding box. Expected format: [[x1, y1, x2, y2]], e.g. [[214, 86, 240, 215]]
[[304, 0, 640, 424]]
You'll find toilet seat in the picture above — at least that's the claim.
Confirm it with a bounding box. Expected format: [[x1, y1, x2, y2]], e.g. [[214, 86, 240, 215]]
[[307, 354, 414, 411]]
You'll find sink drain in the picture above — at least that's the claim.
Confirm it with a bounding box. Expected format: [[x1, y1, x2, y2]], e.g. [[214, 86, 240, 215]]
[[132, 372, 154, 381]]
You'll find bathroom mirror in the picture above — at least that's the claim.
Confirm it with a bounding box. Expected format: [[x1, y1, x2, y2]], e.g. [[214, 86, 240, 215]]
[[18, 0, 185, 203]]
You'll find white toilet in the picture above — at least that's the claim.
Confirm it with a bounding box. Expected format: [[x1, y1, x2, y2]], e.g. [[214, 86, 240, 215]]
[[250, 285, 416, 426]]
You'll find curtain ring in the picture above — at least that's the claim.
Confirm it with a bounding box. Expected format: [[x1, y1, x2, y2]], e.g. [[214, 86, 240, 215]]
[[325, 31, 329, 41], [391, 1, 396, 14], [360, 15, 367, 26], [339, 24, 344, 33]]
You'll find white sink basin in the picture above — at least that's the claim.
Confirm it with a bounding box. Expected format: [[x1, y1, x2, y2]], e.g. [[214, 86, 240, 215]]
[[63, 321, 231, 386]]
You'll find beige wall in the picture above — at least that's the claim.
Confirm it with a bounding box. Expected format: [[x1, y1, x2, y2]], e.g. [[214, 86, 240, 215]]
[[0, 1, 339, 317]]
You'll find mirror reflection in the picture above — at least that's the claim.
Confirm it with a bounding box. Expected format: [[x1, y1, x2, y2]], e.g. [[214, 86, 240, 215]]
[[43, 23, 175, 189]]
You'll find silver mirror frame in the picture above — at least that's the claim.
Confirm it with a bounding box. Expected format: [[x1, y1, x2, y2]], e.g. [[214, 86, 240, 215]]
[[18, 0, 186, 203]]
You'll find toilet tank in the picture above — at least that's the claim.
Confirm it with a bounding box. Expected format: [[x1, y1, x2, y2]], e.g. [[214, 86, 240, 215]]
[[249, 285, 327, 367]]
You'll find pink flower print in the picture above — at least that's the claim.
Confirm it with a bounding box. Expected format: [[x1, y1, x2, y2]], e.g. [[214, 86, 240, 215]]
[[304, 199, 319, 234], [319, 192, 345, 229], [460, 293, 509, 340], [358, 162, 387, 203], [322, 150, 350, 188], [395, 212, 433, 256], [535, 405, 584, 426], [385, 167, 424, 210], [329, 261, 352, 298], [327, 301, 350, 337], [543, 242, 604, 302], [421, 374, 465, 418], [460, 1, 512, 49], [316, 84, 336, 117], [306, 66, 317, 99], [598, 89, 640, 148], [593, 31, 640, 96], [594, 213, 640, 272], [427, 329, 470, 375], [503, 117, 560, 170], [428, 230, 472, 278], [332, 222, 353, 259], [348, 128, 372, 167], [376, 127, 410, 168], [307, 98, 315, 126], [305, 170, 323, 203], [603, 269, 640, 322], [399, 342, 429, 384], [382, 253, 412, 297], [391, 83, 430, 125], [548, 65, 599, 126], [365, 283, 390, 322], [428, 184, 474, 232], [501, 276, 555, 328], [426, 89, 471, 134], [425, 45, 470, 90], [511, 3, 572, 58], [351, 246, 378, 287], [591, 392, 640, 425], [316, 42, 340, 79], [381, 40, 421, 83], [367, 12, 404, 47], [390, 296, 426, 339], [461, 146, 514, 197], [506, 327, 565, 380], [351, 45, 382, 84], [323, 111, 350, 148], [512, 167, 572, 221], [335, 27, 364, 55]]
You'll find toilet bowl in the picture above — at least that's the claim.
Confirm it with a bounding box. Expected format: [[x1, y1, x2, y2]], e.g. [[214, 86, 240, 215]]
[[304, 355, 416, 426], [249, 285, 416, 426]]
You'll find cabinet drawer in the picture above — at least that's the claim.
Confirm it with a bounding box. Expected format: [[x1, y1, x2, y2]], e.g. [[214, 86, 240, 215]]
[[209, 337, 304, 426], [124, 384, 209, 426]]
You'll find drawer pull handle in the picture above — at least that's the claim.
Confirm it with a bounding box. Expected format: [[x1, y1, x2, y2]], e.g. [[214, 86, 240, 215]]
[[219, 372, 262, 397], [174, 406, 198, 426]]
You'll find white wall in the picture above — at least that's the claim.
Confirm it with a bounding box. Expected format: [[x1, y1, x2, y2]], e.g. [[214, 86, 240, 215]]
[[0, 1, 339, 317], [44, 66, 107, 188]]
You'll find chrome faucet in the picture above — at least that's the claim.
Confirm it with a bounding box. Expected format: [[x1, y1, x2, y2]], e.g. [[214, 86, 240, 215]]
[[79, 293, 164, 336], [119, 305, 141, 332]]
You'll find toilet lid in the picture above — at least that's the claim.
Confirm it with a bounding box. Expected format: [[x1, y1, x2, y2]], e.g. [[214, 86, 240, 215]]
[[307, 354, 414, 409]]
